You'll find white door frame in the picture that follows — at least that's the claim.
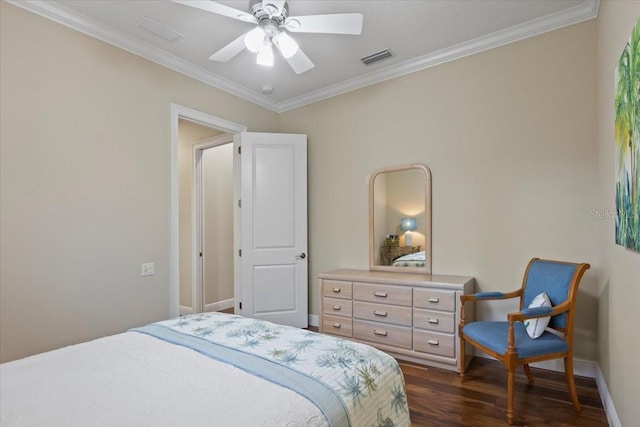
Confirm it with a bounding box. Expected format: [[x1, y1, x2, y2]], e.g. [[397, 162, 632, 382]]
[[170, 103, 246, 318], [192, 134, 234, 314]]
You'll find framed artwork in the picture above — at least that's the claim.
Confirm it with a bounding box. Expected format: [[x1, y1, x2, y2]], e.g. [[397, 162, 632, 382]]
[[615, 17, 640, 252]]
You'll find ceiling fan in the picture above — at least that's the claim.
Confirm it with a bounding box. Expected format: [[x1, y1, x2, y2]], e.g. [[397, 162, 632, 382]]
[[171, 0, 364, 74]]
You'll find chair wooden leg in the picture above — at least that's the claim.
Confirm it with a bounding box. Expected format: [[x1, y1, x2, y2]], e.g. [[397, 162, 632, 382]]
[[564, 356, 582, 412], [523, 363, 534, 384], [507, 367, 515, 424], [459, 336, 466, 377]]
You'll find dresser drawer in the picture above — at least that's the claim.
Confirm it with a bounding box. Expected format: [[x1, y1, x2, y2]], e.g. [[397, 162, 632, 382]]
[[414, 308, 455, 333], [322, 280, 353, 300], [353, 283, 412, 306], [322, 315, 353, 338], [414, 330, 455, 358], [414, 289, 455, 312], [353, 301, 412, 326], [323, 297, 353, 318], [353, 320, 412, 349]]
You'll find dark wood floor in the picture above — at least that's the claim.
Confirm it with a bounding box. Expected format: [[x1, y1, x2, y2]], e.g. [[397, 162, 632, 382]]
[[400, 358, 607, 426]]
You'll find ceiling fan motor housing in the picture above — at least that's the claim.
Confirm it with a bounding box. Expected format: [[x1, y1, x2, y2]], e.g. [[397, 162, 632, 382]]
[[249, 0, 289, 26]]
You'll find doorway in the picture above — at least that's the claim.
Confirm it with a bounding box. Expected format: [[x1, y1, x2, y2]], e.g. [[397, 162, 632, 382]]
[[194, 135, 235, 314], [170, 104, 246, 318], [170, 105, 309, 327]]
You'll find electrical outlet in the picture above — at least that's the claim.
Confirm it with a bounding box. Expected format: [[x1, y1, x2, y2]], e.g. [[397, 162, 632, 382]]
[[141, 262, 155, 277]]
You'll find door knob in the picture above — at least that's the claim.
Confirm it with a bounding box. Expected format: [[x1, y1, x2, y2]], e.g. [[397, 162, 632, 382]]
[[296, 252, 306, 259]]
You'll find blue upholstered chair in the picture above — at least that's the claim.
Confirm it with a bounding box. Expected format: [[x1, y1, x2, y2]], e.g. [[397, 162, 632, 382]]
[[458, 258, 590, 424]]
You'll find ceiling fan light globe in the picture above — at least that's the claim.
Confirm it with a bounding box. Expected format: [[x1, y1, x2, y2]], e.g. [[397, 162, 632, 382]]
[[257, 43, 274, 66], [244, 27, 265, 53], [274, 31, 298, 58]]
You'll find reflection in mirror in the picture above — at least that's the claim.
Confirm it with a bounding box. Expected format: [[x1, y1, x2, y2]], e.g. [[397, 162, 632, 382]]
[[369, 164, 431, 274]]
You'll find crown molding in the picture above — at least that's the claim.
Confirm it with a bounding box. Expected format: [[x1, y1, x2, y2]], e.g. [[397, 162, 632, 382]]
[[7, 0, 599, 114], [277, 0, 599, 112], [6, 0, 280, 112]]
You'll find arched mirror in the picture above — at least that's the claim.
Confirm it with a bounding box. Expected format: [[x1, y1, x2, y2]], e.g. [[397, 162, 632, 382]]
[[369, 164, 432, 274]]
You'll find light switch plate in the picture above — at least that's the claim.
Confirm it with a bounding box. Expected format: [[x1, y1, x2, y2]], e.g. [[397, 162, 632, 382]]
[[141, 262, 155, 276]]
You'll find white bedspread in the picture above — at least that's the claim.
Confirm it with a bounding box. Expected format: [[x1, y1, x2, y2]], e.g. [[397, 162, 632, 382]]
[[0, 332, 328, 427]]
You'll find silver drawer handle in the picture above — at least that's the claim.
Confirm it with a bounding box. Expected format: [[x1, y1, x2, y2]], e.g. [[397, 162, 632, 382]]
[[332, 323, 342, 329], [333, 305, 342, 311], [373, 330, 388, 337], [374, 310, 388, 317], [428, 339, 440, 346], [374, 291, 388, 298], [427, 318, 440, 324], [428, 297, 440, 303], [332, 288, 341, 293]]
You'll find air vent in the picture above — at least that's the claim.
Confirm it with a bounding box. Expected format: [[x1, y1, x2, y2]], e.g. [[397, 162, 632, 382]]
[[136, 17, 183, 42], [360, 49, 394, 65]]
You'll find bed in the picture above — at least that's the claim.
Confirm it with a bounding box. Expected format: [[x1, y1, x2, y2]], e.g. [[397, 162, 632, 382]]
[[1, 312, 410, 426], [391, 250, 426, 267]]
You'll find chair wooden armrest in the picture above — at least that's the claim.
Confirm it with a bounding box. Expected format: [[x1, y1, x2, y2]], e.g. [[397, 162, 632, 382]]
[[505, 301, 573, 358], [459, 289, 524, 335], [507, 300, 571, 323], [460, 289, 522, 305]]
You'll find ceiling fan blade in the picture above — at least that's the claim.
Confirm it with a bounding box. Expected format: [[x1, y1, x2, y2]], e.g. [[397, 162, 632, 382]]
[[170, 0, 256, 24], [209, 33, 247, 62], [285, 13, 363, 35], [281, 46, 314, 74]]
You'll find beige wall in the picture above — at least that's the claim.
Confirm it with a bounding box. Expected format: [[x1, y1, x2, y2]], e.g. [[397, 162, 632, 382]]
[[279, 20, 600, 360], [0, 2, 277, 362], [178, 119, 222, 310], [596, 1, 640, 425]]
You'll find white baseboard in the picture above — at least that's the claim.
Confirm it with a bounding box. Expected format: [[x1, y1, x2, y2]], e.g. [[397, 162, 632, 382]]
[[204, 298, 234, 312], [474, 353, 596, 378], [474, 353, 620, 425], [308, 314, 319, 328], [179, 299, 234, 316], [529, 357, 597, 379], [595, 364, 621, 427]]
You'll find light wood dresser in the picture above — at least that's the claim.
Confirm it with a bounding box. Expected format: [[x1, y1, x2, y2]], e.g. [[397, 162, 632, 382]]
[[318, 269, 474, 372]]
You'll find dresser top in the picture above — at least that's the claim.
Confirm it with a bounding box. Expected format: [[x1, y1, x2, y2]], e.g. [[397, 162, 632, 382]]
[[318, 269, 474, 290]]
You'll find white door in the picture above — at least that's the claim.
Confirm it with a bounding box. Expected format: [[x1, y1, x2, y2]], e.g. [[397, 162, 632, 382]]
[[237, 132, 308, 328]]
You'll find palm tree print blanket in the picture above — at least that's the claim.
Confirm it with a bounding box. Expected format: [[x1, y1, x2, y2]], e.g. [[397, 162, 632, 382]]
[[132, 312, 410, 427]]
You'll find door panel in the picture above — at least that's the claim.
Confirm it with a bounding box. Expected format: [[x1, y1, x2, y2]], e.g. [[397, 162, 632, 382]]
[[253, 265, 296, 313], [253, 145, 295, 248], [238, 132, 308, 328]]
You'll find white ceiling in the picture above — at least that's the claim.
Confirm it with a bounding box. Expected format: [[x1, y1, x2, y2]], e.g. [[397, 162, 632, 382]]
[[10, 0, 598, 112]]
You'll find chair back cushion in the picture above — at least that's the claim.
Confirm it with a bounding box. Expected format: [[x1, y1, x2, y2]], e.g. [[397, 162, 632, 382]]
[[522, 260, 577, 329]]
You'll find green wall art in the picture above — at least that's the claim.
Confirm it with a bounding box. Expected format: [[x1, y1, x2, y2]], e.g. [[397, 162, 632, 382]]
[[615, 17, 640, 252]]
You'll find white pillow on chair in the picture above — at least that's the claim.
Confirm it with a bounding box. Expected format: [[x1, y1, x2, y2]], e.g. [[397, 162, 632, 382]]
[[524, 292, 551, 339]]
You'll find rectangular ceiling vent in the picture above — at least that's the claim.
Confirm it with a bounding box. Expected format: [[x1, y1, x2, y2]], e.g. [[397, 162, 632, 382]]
[[360, 49, 394, 65], [137, 17, 183, 42]]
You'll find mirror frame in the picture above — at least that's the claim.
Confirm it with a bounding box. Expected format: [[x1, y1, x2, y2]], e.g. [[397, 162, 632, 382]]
[[369, 163, 432, 274]]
